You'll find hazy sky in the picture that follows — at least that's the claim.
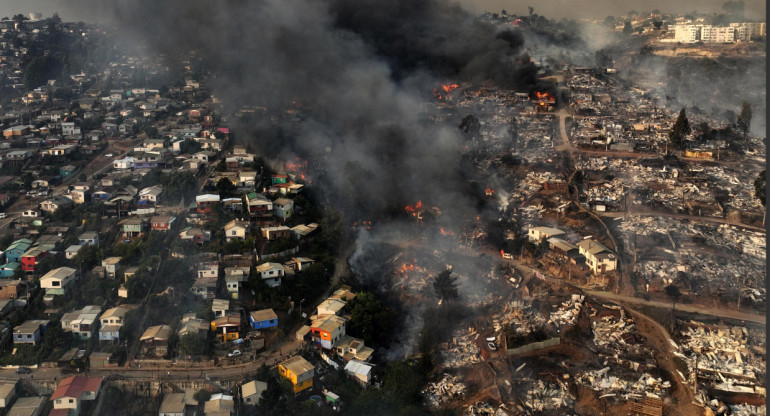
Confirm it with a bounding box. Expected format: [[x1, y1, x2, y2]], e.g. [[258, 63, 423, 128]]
[[0, 0, 765, 22]]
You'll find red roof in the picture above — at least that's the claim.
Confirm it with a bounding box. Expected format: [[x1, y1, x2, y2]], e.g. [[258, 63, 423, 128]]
[[49, 409, 70, 416], [50, 375, 103, 400]]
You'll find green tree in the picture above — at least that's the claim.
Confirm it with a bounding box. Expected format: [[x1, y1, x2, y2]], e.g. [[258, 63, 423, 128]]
[[178, 332, 209, 356], [433, 269, 459, 301], [754, 170, 765, 206], [216, 177, 237, 197], [737, 101, 752, 138], [346, 292, 396, 348], [668, 108, 690, 150]]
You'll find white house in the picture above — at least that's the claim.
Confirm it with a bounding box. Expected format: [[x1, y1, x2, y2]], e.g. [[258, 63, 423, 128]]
[[241, 380, 267, 407], [577, 239, 618, 274], [528, 226, 565, 242], [223, 220, 249, 242], [113, 157, 135, 169], [256, 262, 284, 288], [40, 267, 77, 297], [344, 359, 374, 387], [50, 375, 103, 416], [65, 244, 83, 260]]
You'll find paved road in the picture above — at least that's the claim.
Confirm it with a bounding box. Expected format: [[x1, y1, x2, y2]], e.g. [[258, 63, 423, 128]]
[[0, 334, 303, 384], [584, 290, 765, 325]]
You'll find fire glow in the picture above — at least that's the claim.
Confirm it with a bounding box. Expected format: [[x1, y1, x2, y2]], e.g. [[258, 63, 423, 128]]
[[433, 83, 459, 101], [405, 201, 422, 216], [440, 227, 455, 236], [485, 186, 496, 196], [534, 91, 555, 105]]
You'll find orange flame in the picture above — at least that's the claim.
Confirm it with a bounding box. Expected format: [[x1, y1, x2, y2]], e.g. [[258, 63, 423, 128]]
[[485, 186, 496, 196], [441, 84, 459, 93], [405, 201, 423, 216], [398, 263, 422, 274], [433, 84, 459, 101], [440, 227, 455, 236], [501, 250, 506, 257]]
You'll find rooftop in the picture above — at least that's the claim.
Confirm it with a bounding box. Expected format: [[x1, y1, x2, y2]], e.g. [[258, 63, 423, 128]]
[[279, 355, 315, 376], [250, 309, 278, 323], [50, 375, 103, 400]]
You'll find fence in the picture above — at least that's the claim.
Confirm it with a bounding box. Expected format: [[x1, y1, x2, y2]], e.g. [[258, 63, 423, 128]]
[[506, 337, 561, 356]]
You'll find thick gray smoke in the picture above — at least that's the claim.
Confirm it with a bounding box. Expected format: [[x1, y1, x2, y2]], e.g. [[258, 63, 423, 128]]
[[71, 0, 553, 219]]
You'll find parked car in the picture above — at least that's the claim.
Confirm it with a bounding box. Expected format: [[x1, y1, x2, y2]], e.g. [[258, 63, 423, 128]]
[[105, 153, 114, 158], [16, 367, 31, 374], [0, 213, 6, 219], [227, 350, 241, 358]]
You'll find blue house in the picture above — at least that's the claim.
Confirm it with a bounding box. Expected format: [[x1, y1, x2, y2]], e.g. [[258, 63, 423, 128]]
[[13, 320, 48, 345], [0, 262, 20, 278], [249, 309, 278, 330], [5, 239, 32, 264]]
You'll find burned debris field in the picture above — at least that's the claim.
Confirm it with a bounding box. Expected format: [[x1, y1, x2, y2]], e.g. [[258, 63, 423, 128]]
[[0, 2, 765, 416]]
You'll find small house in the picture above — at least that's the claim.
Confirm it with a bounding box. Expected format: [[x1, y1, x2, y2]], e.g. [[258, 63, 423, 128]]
[[78, 232, 99, 246], [249, 309, 278, 330], [50, 375, 102, 416], [255, 262, 284, 288], [577, 239, 618, 274], [310, 315, 347, 350], [273, 198, 294, 220], [528, 226, 565, 243], [223, 220, 249, 242], [13, 320, 48, 345], [211, 313, 241, 343], [278, 356, 315, 393], [150, 215, 176, 232]]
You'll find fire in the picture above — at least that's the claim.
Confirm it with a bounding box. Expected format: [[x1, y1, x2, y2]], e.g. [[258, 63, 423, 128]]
[[485, 186, 496, 196], [440, 227, 455, 236], [534, 91, 555, 105], [501, 250, 505, 257], [433, 83, 460, 101], [441, 84, 459, 93], [405, 201, 423, 216], [397, 260, 423, 274]]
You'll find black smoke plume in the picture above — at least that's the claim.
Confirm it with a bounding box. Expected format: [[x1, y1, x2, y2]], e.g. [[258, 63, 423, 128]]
[[73, 0, 553, 218]]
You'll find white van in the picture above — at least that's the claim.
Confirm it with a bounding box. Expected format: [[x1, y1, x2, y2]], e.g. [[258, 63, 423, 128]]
[[0, 213, 6, 219]]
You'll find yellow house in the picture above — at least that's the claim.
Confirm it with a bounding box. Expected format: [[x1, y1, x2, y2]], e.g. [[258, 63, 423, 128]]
[[211, 313, 241, 343], [278, 356, 315, 393]]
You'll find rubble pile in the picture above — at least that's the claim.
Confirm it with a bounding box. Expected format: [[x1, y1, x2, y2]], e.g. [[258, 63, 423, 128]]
[[520, 379, 576, 412], [509, 171, 562, 205], [728, 404, 767, 416], [577, 367, 671, 399], [422, 373, 467, 406], [618, 216, 766, 297], [679, 325, 765, 380], [494, 301, 547, 336], [440, 327, 481, 368], [699, 395, 767, 416], [548, 294, 585, 328], [465, 402, 506, 416], [592, 309, 639, 353]]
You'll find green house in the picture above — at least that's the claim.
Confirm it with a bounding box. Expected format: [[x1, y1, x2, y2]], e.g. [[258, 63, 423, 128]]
[[60, 165, 77, 177]]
